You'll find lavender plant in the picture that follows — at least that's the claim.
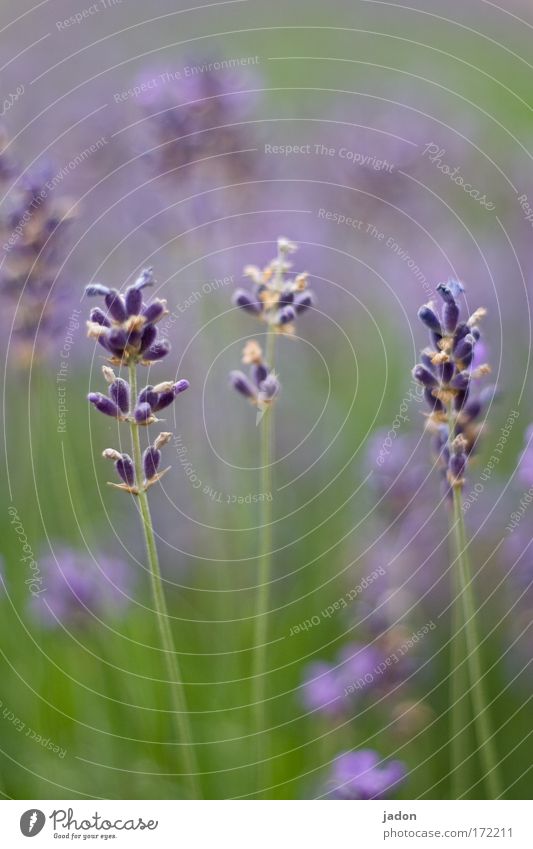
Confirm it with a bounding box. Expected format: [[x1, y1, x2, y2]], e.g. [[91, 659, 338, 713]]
[[413, 280, 502, 798], [0, 132, 75, 364], [85, 268, 200, 799], [326, 750, 406, 800], [230, 238, 314, 789]]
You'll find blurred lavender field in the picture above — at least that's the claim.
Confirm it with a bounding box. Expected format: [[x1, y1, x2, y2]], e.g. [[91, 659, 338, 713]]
[[1, 0, 532, 800]]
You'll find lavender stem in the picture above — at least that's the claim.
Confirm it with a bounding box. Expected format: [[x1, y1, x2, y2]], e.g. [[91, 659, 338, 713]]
[[450, 481, 503, 799], [128, 362, 201, 799], [251, 325, 276, 794]]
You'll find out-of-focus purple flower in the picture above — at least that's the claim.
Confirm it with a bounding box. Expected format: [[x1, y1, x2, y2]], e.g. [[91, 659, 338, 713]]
[[29, 546, 134, 627], [365, 431, 427, 514], [518, 424, 533, 486], [302, 661, 343, 716], [135, 61, 259, 182], [233, 237, 315, 335], [326, 749, 407, 799], [230, 339, 280, 410], [0, 133, 76, 363], [301, 643, 387, 717]]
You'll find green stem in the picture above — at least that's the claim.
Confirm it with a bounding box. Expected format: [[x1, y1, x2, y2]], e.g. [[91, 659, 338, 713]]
[[451, 485, 503, 799], [450, 553, 470, 799], [251, 327, 276, 794], [128, 363, 201, 799]]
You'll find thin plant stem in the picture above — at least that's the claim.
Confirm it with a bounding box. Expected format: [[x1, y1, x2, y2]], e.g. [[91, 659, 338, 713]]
[[128, 362, 201, 799], [450, 547, 470, 799], [251, 326, 276, 792], [451, 485, 503, 799]]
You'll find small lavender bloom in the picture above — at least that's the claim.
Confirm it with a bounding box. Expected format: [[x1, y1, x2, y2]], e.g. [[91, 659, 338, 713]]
[[233, 238, 315, 333], [302, 662, 343, 716], [29, 546, 134, 627], [412, 282, 491, 489], [85, 268, 170, 366], [327, 750, 407, 800], [518, 424, 533, 486], [0, 139, 76, 362], [230, 340, 280, 408]]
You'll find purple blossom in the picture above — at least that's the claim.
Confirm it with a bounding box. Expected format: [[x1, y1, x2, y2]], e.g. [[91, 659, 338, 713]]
[[29, 546, 134, 628], [0, 137, 76, 362], [233, 238, 315, 334], [327, 750, 407, 799], [85, 268, 170, 366], [230, 339, 280, 409], [412, 281, 494, 492]]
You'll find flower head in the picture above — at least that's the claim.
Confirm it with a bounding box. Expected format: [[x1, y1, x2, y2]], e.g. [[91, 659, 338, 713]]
[[326, 750, 407, 799], [413, 281, 493, 491], [85, 268, 170, 366], [230, 340, 280, 410], [232, 237, 315, 335], [28, 546, 134, 627], [0, 137, 76, 363]]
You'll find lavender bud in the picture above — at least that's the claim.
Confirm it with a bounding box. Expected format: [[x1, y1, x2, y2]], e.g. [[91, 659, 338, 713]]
[[451, 371, 470, 391], [109, 378, 130, 414], [133, 268, 154, 290], [279, 289, 295, 306], [418, 304, 442, 334], [90, 307, 110, 327], [233, 289, 261, 314], [143, 446, 161, 481], [453, 323, 470, 347], [437, 280, 464, 303], [278, 305, 296, 325], [173, 379, 190, 395], [443, 299, 459, 333], [88, 393, 121, 418], [252, 363, 269, 387], [105, 290, 128, 323], [413, 365, 437, 388], [440, 361, 455, 385], [125, 286, 143, 316], [116, 454, 135, 487], [134, 402, 153, 424], [142, 299, 167, 324], [230, 370, 256, 399], [294, 291, 314, 314], [85, 283, 110, 297], [259, 373, 280, 400], [142, 340, 171, 361], [138, 385, 158, 407], [107, 328, 129, 355], [454, 333, 475, 360], [139, 323, 157, 354], [153, 390, 175, 412], [424, 387, 444, 412]]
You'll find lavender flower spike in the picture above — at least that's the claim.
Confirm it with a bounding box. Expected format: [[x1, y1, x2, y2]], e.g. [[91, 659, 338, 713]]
[[85, 268, 169, 366], [229, 340, 280, 409], [233, 238, 315, 335], [327, 750, 407, 800]]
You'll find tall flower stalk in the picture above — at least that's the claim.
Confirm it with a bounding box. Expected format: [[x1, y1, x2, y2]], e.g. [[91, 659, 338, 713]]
[[413, 280, 502, 798], [85, 268, 200, 799], [230, 238, 314, 790]]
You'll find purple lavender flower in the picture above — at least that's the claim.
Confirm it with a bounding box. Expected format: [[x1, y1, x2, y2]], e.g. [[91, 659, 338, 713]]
[[518, 424, 533, 486], [230, 339, 280, 410], [301, 642, 386, 717], [233, 238, 315, 335], [326, 750, 407, 799], [85, 268, 170, 366], [412, 281, 493, 491], [0, 135, 75, 362], [29, 546, 134, 627], [135, 61, 259, 183]]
